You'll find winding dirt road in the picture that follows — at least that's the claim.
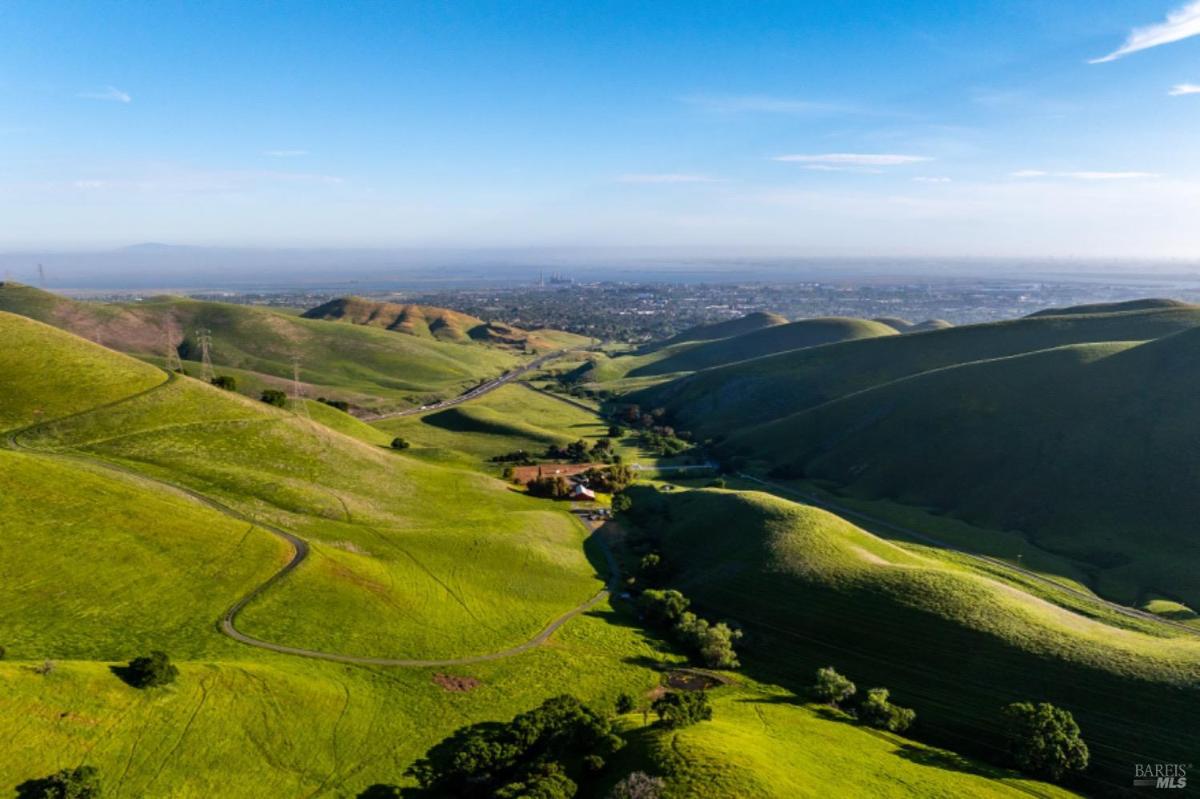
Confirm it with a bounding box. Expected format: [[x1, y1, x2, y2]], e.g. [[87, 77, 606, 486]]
[[6, 372, 620, 667]]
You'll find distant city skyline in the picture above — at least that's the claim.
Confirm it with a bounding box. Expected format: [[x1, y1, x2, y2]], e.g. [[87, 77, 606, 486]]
[[3, 1, 1200, 257]]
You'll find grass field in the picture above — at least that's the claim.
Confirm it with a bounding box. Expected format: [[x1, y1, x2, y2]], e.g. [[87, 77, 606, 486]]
[[620, 684, 1075, 799], [0, 283, 535, 411], [725, 333, 1200, 608], [638, 301, 1200, 436], [626, 485, 1200, 794], [0, 311, 1100, 797], [371, 382, 654, 467]]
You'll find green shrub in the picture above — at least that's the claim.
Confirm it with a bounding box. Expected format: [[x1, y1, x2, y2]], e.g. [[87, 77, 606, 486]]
[[858, 688, 915, 733], [260, 389, 288, 407], [390, 437, 410, 450], [652, 691, 712, 729], [124, 650, 178, 689], [615, 692, 636, 714], [210, 375, 237, 391], [1002, 701, 1089, 782], [21, 765, 102, 798], [812, 666, 856, 707]]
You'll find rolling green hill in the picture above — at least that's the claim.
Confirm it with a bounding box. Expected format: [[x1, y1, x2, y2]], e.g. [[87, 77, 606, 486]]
[[623, 685, 1074, 799], [639, 301, 1200, 437], [0, 311, 1079, 797], [653, 311, 788, 348], [0, 283, 531, 411], [727, 329, 1200, 609], [625, 317, 897, 377], [570, 314, 894, 388], [629, 486, 1200, 795]]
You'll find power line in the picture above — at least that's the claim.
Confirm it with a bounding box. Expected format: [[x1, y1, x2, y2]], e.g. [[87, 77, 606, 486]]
[[195, 328, 214, 383], [164, 320, 184, 373]]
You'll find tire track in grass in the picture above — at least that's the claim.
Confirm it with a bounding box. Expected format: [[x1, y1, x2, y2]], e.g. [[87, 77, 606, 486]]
[[6, 369, 620, 667]]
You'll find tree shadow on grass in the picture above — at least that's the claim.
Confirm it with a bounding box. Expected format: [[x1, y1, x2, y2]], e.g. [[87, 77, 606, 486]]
[[356, 785, 402, 799], [15, 777, 55, 799], [108, 663, 140, 688], [894, 743, 1006, 778]]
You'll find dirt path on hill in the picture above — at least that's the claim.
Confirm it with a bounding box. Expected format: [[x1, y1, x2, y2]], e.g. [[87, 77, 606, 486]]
[[5, 371, 621, 667]]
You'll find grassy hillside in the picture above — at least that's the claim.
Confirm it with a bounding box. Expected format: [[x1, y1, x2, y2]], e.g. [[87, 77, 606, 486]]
[[639, 302, 1200, 436], [625, 317, 896, 378], [373, 383, 667, 470], [728, 331, 1200, 608], [0, 315, 1082, 796], [304, 295, 591, 352], [630, 487, 1200, 794], [625, 685, 1073, 799], [653, 311, 788, 348], [1027, 298, 1190, 318], [0, 311, 165, 431], [0, 283, 527, 411]]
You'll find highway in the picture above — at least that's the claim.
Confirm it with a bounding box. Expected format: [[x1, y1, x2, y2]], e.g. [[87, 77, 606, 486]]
[[363, 348, 573, 421]]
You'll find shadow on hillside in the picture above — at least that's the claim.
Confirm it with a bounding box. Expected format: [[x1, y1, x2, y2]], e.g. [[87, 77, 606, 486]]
[[15, 777, 55, 799], [356, 785, 401, 799], [894, 743, 1003, 778], [108, 663, 141, 688]]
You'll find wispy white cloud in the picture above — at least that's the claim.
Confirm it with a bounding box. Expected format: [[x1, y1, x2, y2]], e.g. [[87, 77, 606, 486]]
[[616, 173, 720, 184], [1090, 1, 1200, 63], [78, 85, 131, 103], [1169, 83, 1200, 95], [774, 153, 931, 166], [683, 94, 844, 115], [264, 149, 309, 157], [1011, 169, 1158, 180], [913, 176, 952, 183]]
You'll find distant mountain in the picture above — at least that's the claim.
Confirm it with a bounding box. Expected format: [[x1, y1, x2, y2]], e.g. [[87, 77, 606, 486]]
[[301, 297, 488, 342], [301, 295, 587, 351]]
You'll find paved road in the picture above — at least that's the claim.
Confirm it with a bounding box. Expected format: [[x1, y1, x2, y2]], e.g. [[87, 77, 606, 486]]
[[737, 472, 1200, 638], [364, 348, 573, 421], [6, 374, 622, 667]]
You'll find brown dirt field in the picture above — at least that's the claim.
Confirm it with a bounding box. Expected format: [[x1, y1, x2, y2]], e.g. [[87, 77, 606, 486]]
[[433, 673, 481, 692], [510, 462, 606, 484]]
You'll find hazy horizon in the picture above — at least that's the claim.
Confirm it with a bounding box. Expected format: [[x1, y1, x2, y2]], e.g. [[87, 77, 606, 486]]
[[4, 1, 1200, 258]]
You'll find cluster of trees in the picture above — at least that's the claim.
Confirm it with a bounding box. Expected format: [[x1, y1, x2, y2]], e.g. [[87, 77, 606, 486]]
[[811, 668, 1089, 783], [615, 404, 693, 458], [123, 650, 179, 689], [545, 438, 620, 464], [316, 397, 349, 412], [405, 695, 624, 798], [638, 589, 742, 669], [390, 438, 410, 450], [210, 375, 237, 391], [582, 464, 634, 493], [491, 449, 536, 465], [260, 389, 288, 407], [812, 667, 914, 733], [526, 474, 573, 499], [17, 765, 101, 799], [651, 691, 713, 729]]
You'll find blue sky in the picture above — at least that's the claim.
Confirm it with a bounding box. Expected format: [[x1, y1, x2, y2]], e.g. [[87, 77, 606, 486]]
[[2, 0, 1199, 256]]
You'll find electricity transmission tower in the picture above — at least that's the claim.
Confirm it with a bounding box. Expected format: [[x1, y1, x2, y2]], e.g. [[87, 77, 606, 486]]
[[195, 328, 214, 383], [37, 264, 46, 288], [164, 321, 184, 373]]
